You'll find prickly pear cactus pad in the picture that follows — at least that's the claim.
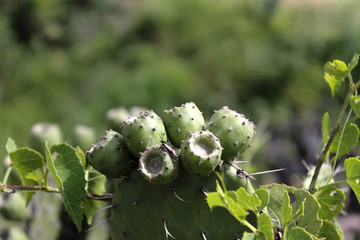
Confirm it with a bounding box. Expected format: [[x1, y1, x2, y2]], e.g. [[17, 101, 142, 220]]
[[207, 106, 255, 161], [121, 110, 167, 158], [86, 130, 136, 178], [109, 163, 255, 240], [139, 146, 180, 184], [162, 102, 205, 147], [180, 130, 222, 176]]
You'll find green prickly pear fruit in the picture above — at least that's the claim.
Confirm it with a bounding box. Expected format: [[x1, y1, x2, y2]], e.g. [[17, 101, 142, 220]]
[[120, 110, 167, 158], [162, 102, 205, 147], [86, 130, 136, 178], [207, 106, 255, 161], [106, 107, 130, 131], [220, 161, 255, 194], [139, 146, 180, 185], [29, 123, 63, 156], [109, 162, 256, 239], [72, 125, 96, 151], [180, 130, 222, 176]]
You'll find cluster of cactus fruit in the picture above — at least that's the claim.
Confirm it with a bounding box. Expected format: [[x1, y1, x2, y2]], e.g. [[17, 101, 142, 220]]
[[86, 102, 256, 239]]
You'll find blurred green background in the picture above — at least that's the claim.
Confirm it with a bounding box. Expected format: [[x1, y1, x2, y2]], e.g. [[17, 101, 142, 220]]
[[0, 0, 360, 238]]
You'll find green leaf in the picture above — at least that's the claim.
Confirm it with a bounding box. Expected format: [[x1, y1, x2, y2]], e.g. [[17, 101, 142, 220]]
[[344, 157, 360, 204], [235, 187, 261, 213], [207, 192, 225, 211], [242, 232, 256, 240], [324, 60, 348, 97], [317, 220, 341, 240], [6, 138, 17, 154], [266, 184, 322, 234], [25, 170, 44, 182], [257, 213, 273, 240], [280, 190, 292, 226], [333, 218, 345, 240], [322, 112, 331, 146], [330, 123, 359, 159], [348, 52, 359, 72], [76, 146, 87, 167], [255, 188, 269, 212], [45, 142, 86, 232], [9, 148, 45, 205], [349, 95, 360, 117], [287, 227, 313, 240], [302, 163, 334, 189], [83, 167, 107, 224], [315, 186, 345, 220]]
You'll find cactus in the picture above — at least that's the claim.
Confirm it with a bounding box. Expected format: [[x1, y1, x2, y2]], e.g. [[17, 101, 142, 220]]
[[72, 125, 96, 151], [106, 107, 130, 132], [180, 130, 222, 176], [120, 110, 167, 158], [86, 130, 136, 178], [162, 102, 205, 147], [139, 146, 180, 185], [109, 162, 255, 239], [207, 106, 255, 161], [29, 123, 63, 155]]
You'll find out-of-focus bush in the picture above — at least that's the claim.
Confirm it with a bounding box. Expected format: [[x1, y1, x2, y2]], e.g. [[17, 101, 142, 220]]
[[0, 0, 359, 170]]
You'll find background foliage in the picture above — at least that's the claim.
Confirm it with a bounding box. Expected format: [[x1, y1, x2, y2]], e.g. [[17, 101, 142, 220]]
[[0, 0, 360, 239]]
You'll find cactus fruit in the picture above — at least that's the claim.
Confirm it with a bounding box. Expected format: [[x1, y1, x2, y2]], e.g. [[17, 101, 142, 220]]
[[72, 125, 96, 151], [109, 162, 255, 239], [86, 130, 136, 178], [207, 106, 255, 161], [139, 146, 180, 185], [29, 123, 63, 155], [106, 107, 130, 131], [120, 110, 167, 158], [180, 130, 222, 176], [162, 102, 205, 147]]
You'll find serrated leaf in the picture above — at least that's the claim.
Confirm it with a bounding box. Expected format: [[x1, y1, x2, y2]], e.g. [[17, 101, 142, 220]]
[[281, 191, 292, 226], [344, 157, 360, 204], [6, 138, 17, 154], [83, 167, 107, 224], [317, 220, 341, 240], [322, 112, 331, 146], [315, 186, 345, 220], [9, 148, 45, 205], [207, 192, 225, 211], [330, 123, 359, 159], [257, 213, 273, 240], [235, 187, 261, 213], [25, 170, 44, 182], [350, 95, 360, 117], [324, 60, 348, 97], [46, 142, 86, 232], [267, 184, 322, 234], [255, 188, 269, 212], [348, 52, 359, 72], [287, 227, 313, 240]]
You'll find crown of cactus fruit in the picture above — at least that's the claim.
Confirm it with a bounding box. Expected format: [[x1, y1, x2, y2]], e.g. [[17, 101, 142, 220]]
[[120, 110, 167, 158], [139, 146, 180, 185], [180, 130, 222, 176], [110, 161, 255, 239], [207, 106, 255, 161], [162, 102, 205, 148], [29, 123, 63, 156], [86, 130, 136, 178]]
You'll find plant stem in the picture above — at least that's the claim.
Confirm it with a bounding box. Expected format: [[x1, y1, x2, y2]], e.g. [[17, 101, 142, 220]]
[[2, 166, 12, 185]]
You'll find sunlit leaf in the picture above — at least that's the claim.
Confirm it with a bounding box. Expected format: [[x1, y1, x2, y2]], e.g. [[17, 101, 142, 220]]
[[10, 148, 45, 205], [330, 123, 359, 159], [349, 95, 360, 117], [25, 170, 44, 182], [235, 187, 261, 213], [281, 190, 292, 226], [6, 138, 17, 154], [344, 157, 360, 204], [242, 232, 255, 240], [287, 227, 313, 240], [324, 60, 348, 97], [322, 112, 331, 146], [348, 52, 359, 72], [255, 188, 269, 212], [318, 220, 341, 240], [46, 142, 86, 232], [257, 213, 273, 240]]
